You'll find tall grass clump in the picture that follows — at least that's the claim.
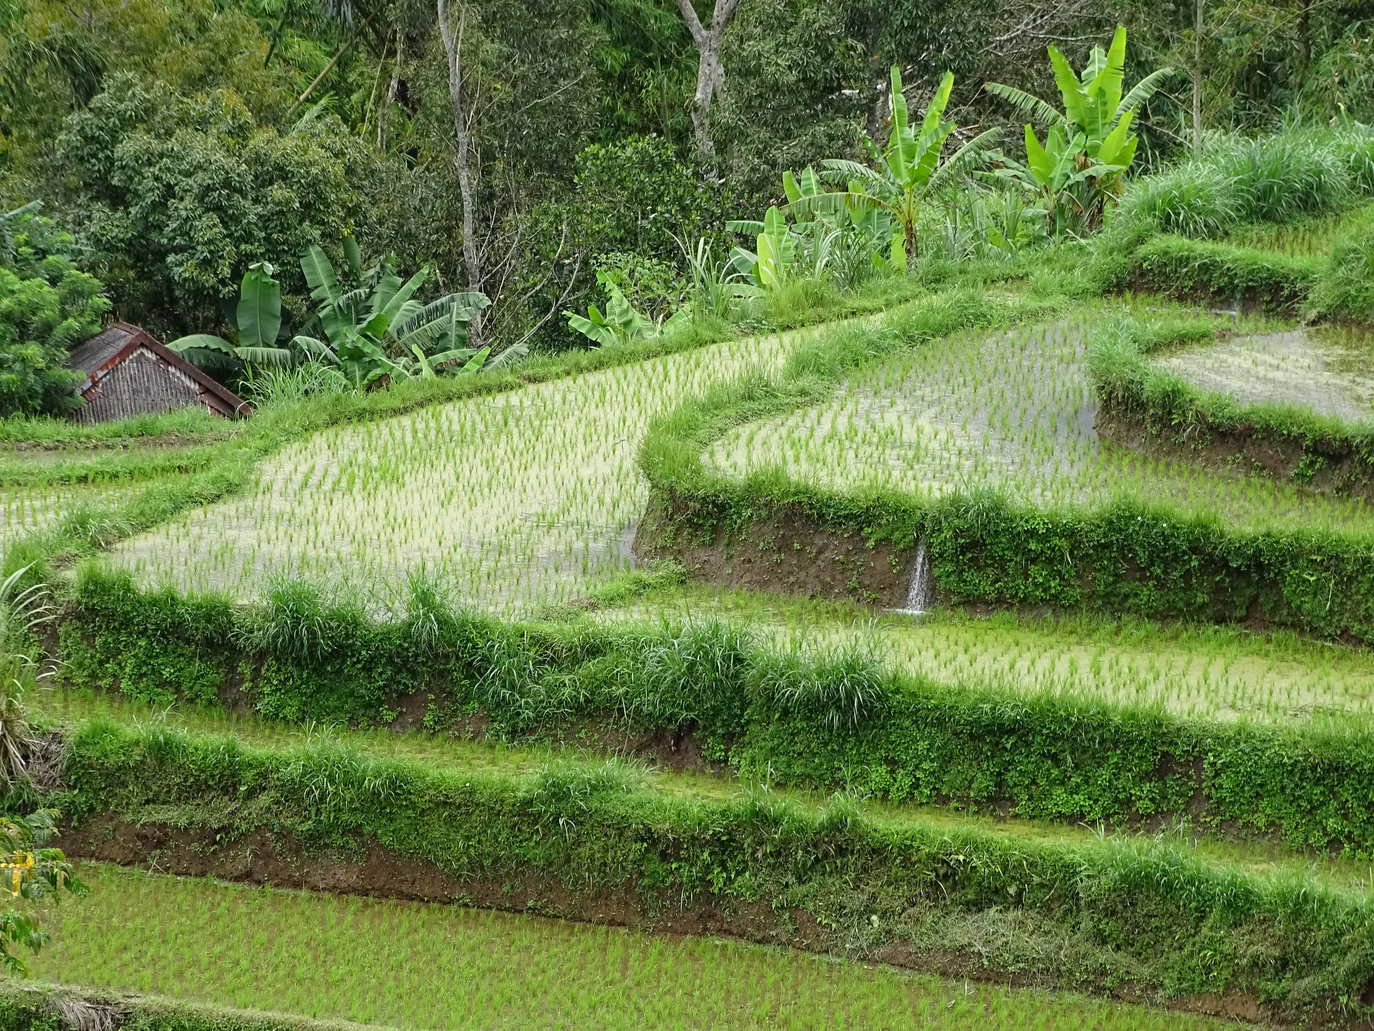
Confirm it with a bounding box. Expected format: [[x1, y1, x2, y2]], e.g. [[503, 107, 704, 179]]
[[1213, 131, 1353, 224], [1111, 128, 1374, 243], [1112, 164, 1239, 239], [245, 364, 351, 408], [753, 635, 890, 732], [1309, 205, 1374, 321], [0, 565, 54, 785], [1333, 123, 1374, 195]]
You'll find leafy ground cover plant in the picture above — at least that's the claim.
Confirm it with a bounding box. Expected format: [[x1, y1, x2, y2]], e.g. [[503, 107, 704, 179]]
[[0, 810, 83, 975]]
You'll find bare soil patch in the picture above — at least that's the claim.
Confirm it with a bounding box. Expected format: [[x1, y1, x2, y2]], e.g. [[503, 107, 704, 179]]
[[634, 497, 915, 608]]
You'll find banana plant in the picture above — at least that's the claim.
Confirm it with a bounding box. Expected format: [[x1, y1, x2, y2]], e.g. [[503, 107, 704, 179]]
[[565, 270, 688, 346], [725, 206, 797, 291], [783, 67, 1000, 266], [787, 169, 899, 275], [294, 244, 491, 387], [171, 245, 493, 389], [168, 262, 299, 373], [990, 125, 1127, 236], [984, 26, 1172, 228]]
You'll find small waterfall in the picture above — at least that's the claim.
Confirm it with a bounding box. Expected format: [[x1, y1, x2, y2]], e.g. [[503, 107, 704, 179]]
[[893, 537, 932, 616]]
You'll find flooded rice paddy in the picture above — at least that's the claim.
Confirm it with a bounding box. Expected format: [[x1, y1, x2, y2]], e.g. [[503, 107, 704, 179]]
[[706, 318, 1374, 533]]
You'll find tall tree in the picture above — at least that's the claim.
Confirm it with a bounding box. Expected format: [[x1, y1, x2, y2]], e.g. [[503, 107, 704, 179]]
[[1193, 0, 1204, 150], [435, 0, 483, 334], [676, 0, 742, 169]]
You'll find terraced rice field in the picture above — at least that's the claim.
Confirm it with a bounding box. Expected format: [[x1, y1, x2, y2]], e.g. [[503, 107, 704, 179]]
[[99, 331, 799, 614], [27, 864, 1249, 1030], [1223, 203, 1372, 255], [705, 317, 1374, 532], [33, 689, 1374, 890], [1154, 326, 1374, 422], [599, 588, 1374, 725]]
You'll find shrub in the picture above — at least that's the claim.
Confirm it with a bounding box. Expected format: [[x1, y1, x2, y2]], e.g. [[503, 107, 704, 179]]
[[593, 251, 687, 323], [512, 136, 715, 351], [55, 74, 375, 338], [0, 211, 108, 417]]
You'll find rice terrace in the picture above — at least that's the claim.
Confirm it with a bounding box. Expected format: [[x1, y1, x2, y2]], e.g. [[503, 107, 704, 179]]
[[5, 3, 1374, 1029]]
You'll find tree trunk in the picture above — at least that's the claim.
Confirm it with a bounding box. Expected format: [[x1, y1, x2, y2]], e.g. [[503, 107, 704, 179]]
[[863, 10, 887, 144], [1192, 0, 1203, 151], [364, 37, 390, 134], [1297, 2, 1312, 75], [436, 0, 484, 340], [288, 33, 359, 117], [378, 29, 404, 152], [676, 0, 743, 172]]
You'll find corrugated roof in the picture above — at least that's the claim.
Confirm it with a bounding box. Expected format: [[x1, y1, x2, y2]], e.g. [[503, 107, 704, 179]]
[[65, 321, 250, 418], [65, 322, 143, 376]]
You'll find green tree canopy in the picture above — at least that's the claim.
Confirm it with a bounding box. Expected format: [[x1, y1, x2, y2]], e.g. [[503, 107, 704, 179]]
[[0, 208, 108, 418], [56, 74, 377, 338]]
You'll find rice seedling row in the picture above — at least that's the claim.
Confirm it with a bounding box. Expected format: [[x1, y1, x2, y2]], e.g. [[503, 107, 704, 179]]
[[24, 864, 1246, 1031], [602, 586, 1374, 725], [99, 330, 799, 614], [0, 484, 143, 543], [1222, 202, 1374, 256], [704, 316, 1374, 533]]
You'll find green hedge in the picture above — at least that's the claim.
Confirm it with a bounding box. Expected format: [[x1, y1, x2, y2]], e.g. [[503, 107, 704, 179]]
[[40, 720, 1374, 1023], [56, 567, 1374, 856], [0, 984, 390, 1031], [1088, 315, 1374, 495], [1130, 236, 1320, 312]]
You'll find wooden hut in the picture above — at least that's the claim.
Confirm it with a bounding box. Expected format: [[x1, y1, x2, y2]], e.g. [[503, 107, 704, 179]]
[[65, 322, 248, 424]]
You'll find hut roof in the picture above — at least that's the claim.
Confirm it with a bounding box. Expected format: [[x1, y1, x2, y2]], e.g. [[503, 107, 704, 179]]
[[66, 322, 249, 417]]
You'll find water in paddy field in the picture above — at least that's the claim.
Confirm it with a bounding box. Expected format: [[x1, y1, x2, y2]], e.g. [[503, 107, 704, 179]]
[[98, 331, 797, 615], [1154, 325, 1374, 423]]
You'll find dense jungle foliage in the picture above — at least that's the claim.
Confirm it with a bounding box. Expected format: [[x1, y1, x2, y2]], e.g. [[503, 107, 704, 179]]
[[1, 0, 1372, 414]]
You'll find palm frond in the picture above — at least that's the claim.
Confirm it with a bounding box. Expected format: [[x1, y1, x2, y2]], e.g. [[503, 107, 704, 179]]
[[1117, 67, 1175, 118], [820, 158, 887, 186], [391, 293, 490, 339], [926, 128, 1003, 195], [291, 335, 339, 364], [486, 341, 529, 369], [982, 82, 1068, 128]]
